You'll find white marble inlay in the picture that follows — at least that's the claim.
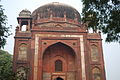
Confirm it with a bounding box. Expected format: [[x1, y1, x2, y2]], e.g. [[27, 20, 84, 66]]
[[34, 34, 86, 80], [34, 35, 39, 80]]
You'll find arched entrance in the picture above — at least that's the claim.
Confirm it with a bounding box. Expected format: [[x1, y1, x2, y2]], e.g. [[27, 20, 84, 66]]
[[56, 77, 64, 80], [42, 42, 76, 80]]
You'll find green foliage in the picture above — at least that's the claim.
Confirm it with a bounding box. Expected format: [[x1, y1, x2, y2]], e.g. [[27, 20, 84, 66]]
[[82, 0, 120, 42], [0, 50, 29, 80], [0, 1, 11, 49], [0, 50, 19, 80], [0, 50, 13, 80]]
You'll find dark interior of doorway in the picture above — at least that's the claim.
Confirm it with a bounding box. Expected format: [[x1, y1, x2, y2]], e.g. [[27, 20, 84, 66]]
[[56, 77, 64, 80]]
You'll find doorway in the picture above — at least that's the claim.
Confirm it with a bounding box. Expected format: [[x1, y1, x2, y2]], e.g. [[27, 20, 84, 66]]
[[52, 75, 65, 80], [55, 77, 64, 80]]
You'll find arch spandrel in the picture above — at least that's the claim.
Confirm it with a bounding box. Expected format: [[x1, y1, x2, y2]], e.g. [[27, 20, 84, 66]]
[[41, 41, 77, 58]]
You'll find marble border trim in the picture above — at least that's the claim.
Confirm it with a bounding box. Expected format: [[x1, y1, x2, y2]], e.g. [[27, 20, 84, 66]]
[[34, 34, 86, 80], [33, 35, 39, 80]]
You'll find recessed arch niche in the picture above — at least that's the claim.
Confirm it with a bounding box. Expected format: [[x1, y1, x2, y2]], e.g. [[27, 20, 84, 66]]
[[18, 43, 28, 61], [92, 67, 101, 80], [42, 42, 76, 80], [91, 44, 99, 62]]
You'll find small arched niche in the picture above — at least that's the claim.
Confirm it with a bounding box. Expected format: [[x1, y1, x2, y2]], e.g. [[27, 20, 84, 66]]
[[92, 67, 101, 80], [91, 44, 99, 62], [55, 60, 63, 72], [18, 43, 28, 61]]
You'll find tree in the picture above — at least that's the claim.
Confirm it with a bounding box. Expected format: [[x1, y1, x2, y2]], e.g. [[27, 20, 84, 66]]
[[82, 0, 120, 42], [0, 50, 29, 80], [0, 50, 15, 80], [0, 50, 30, 80], [0, 0, 11, 49]]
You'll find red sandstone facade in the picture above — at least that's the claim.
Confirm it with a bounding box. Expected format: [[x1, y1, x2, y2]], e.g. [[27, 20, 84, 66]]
[[13, 2, 106, 80]]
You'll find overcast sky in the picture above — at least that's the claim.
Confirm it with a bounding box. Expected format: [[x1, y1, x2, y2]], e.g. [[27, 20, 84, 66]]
[[1, 0, 120, 80]]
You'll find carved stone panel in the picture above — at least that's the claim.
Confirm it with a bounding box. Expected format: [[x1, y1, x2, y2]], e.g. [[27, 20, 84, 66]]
[[18, 44, 27, 61], [91, 45, 99, 62], [43, 72, 51, 80], [67, 72, 76, 80]]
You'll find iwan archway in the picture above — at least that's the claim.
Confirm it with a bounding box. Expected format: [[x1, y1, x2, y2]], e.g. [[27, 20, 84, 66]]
[[42, 42, 76, 80]]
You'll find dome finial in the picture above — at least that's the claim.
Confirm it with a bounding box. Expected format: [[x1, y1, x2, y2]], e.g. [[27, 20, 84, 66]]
[[52, 2, 59, 4]]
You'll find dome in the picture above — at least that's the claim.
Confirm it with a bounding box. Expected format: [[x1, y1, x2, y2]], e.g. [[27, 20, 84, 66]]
[[32, 2, 81, 22], [19, 9, 31, 17]]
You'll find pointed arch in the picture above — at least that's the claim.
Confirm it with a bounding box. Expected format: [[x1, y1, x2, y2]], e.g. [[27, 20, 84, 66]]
[[42, 42, 76, 58], [91, 44, 99, 62], [55, 60, 63, 72], [55, 24, 62, 27], [56, 77, 64, 80], [92, 67, 101, 80], [42, 42, 76, 73], [18, 43, 28, 61]]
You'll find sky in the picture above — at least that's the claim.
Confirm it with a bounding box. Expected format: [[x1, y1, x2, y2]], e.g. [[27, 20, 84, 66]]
[[1, 0, 120, 80]]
